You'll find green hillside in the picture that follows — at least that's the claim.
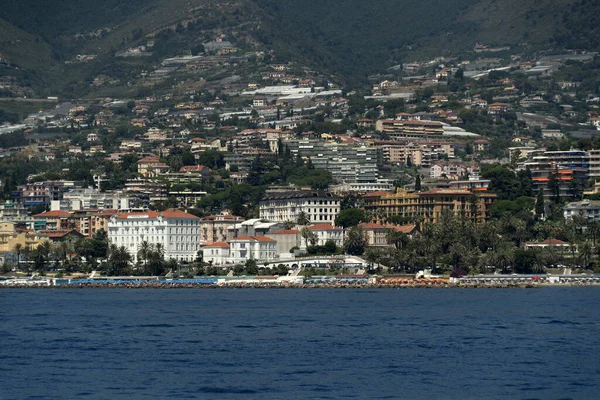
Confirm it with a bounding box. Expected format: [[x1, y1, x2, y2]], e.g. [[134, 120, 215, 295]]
[[0, 0, 598, 97], [252, 0, 600, 82]]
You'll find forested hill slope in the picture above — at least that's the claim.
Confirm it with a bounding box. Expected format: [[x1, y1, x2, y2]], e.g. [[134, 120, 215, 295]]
[[252, 0, 600, 81], [0, 0, 599, 95]]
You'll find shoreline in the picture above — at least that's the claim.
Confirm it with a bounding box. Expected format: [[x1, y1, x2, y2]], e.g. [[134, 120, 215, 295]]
[[2, 282, 599, 289]]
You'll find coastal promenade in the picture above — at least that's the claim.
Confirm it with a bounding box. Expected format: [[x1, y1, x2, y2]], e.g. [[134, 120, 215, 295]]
[[1, 274, 600, 288]]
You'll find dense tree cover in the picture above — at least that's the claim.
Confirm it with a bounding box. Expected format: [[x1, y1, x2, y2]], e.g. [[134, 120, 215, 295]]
[[197, 183, 265, 217], [482, 165, 532, 201], [306, 240, 342, 256], [245, 146, 332, 189], [344, 226, 367, 256], [335, 208, 366, 228], [2, 0, 153, 40], [356, 210, 600, 274]]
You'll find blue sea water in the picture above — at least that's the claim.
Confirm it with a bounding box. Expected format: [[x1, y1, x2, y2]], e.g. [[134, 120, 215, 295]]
[[1, 287, 599, 400]]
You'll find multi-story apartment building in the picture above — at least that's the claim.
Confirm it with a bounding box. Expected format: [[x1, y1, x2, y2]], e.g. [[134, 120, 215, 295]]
[[430, 162, 479, 179], [375, 119, 445, 140], [375, 141, 454, 166], [519, 149, 590, 199], [0, 201, 31, 223], [108, 209, 201, 263], [137, 156, 170, 178], [363, 188, 496, 224], [564, 201, 600, 222], [51, 188, 149, 211], [33, 210, 72, 231], [521, 150, 589, 174], [588, 149, 600, 180], [124, 178, 168, 203], [14, 181, 80, 207], [259, 190, 341, 224], [531, 168, 588, 199], [199, 214, 245, 245], [330, 180, 394, 194], [284, 139, 380, 183]]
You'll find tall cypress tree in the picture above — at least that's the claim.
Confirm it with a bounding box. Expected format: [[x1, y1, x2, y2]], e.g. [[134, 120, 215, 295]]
[[415, 174, 422, 192], [535, 189, 545, 219]]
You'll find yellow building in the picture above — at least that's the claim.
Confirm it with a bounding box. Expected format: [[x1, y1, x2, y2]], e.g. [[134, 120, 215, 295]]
[[0, 222, 44, 254], [363, 188, 496, 224]]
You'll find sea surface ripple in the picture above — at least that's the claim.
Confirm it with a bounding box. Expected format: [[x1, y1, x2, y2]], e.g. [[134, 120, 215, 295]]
[[1, 287, 599, 399]]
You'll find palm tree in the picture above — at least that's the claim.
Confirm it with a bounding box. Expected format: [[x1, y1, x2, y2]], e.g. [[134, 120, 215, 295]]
[[578, 242, 593, 268], [494, 240, 516, 273], [137, 241, 152, 269], [386, 230, 408, 250], [529, 249, 546, 273], [36, 241, 53, 273], [13, 243, 22, 266], [21, 245, 32, 271], [344, 226, 367, 256], [296, 211, 310, 226], [374, 208, 386, 224], [283, 220, 295, 230], [448, 242, 467, 269], [586, 221, 600, 246], [154, 243, 165, 261], [421, 237, 442, 272], [300, 227, 317, 248], [500, 216, 526, 247], [108, 246, 132, 276], [364, 247, 381, 270]]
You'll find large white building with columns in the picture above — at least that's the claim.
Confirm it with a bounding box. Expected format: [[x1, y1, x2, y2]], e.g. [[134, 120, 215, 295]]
[[108, 209, 200, 263]]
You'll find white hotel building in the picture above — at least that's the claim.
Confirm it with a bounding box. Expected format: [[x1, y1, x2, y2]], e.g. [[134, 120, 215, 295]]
[[259, 190, 341, 224], [108, 209, 200, 263]]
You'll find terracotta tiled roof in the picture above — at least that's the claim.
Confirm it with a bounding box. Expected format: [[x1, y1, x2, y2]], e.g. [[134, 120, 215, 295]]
[[419, 188, 472, 195], [94, 209, 120, 216], [254, 236, 277, 242], [137, 156, 160, 164], [308, 224, 342, 231], [39, 229, 83, 238], [362, 191, 393, 198], [270, 229, 300, 235], [232, 235, 276, 242], [34, 210, 71, 218], [117, 209, 199, 219], [391, 224, 418, 234], [525, 238, 569, 246], [204, 242, 230, 248], [358, 222, 388, 230], [179, 165, 211, 173]]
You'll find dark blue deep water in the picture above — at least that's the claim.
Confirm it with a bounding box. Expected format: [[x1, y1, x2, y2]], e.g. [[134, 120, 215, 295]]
[[1, 288, 599, 400]]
